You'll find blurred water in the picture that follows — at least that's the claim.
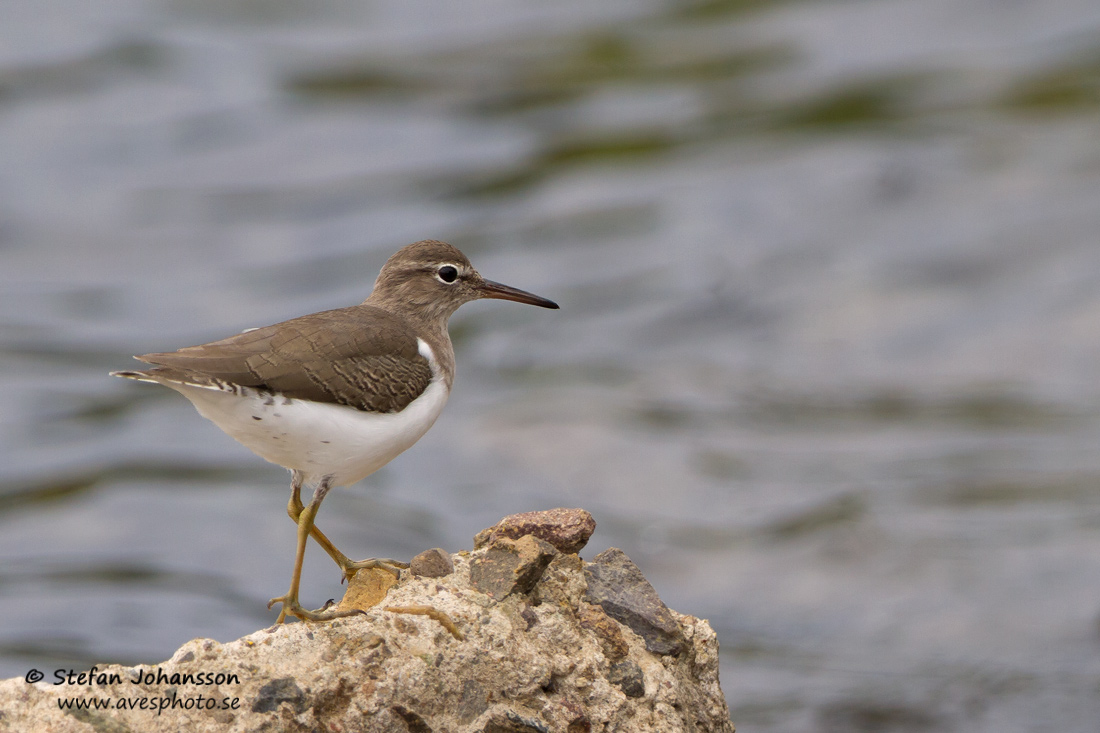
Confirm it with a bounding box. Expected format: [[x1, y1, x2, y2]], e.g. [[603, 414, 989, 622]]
[[3, 0, 1100, 730]]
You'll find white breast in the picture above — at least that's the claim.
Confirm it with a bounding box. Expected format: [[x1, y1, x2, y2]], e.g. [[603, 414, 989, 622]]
[[162, 338, 450, 487]]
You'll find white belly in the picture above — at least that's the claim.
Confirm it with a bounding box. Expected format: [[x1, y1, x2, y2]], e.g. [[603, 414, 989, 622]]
[[162, 341, 449, 487]]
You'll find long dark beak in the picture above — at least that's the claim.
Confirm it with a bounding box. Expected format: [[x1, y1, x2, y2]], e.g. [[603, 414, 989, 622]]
[[478, 279, 560, 309]]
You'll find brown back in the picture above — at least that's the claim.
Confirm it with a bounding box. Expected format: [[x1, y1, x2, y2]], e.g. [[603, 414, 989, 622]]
[[136, 305, 433, 414]]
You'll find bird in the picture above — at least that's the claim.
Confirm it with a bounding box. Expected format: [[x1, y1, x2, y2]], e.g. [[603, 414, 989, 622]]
[[112, 240, 559, 623]]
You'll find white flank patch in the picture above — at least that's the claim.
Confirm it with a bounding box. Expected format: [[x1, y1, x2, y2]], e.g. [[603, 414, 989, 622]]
[[156, 337, 449, 486]]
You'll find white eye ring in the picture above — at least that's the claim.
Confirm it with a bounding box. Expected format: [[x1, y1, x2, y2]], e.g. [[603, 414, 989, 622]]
[[436, 265, 460, 284]]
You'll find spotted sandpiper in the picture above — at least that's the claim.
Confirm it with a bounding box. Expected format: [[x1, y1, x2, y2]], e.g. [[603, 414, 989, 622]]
[[112, 240, 558, 623]]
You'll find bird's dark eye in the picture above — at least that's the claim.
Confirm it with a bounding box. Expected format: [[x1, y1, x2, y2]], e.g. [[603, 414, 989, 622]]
[[437, 265, 459, 283]]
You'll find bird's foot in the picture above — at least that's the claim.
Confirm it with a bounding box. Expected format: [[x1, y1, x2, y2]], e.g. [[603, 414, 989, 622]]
[[267, 593, 366, 624], [339, 557, 408, 584]]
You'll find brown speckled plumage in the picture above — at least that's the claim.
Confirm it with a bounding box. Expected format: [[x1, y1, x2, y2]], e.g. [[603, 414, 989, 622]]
[[133, 305, 434, 414]]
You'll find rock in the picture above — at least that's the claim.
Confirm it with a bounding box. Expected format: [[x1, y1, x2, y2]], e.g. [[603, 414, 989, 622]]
[[608, 659, 646, 698], [483, 709, 551, 732], [410, 547, 455, 578], [393, 704, 436, 732], [584, 547, 686, 656], [469, 535, 557, 599], [576, 603, 630, 662], [335, 566, 399, 614], [0, 515, 733, 732], [250, 677, 307, 713], [474, 508, 596, 554]]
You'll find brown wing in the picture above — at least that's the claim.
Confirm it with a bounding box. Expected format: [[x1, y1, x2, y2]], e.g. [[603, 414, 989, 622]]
[[134, 305, 433, 413]]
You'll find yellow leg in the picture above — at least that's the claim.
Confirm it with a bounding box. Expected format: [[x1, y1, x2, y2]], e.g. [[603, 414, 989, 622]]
[[267, 475, 377, 623], [285, 471, 408, 583]]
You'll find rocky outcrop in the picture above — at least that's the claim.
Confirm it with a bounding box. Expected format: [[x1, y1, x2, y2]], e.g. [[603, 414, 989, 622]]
[[0, 508, 734, 732], [474, 508, 597, 554], [584, 548, 686, 657]]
